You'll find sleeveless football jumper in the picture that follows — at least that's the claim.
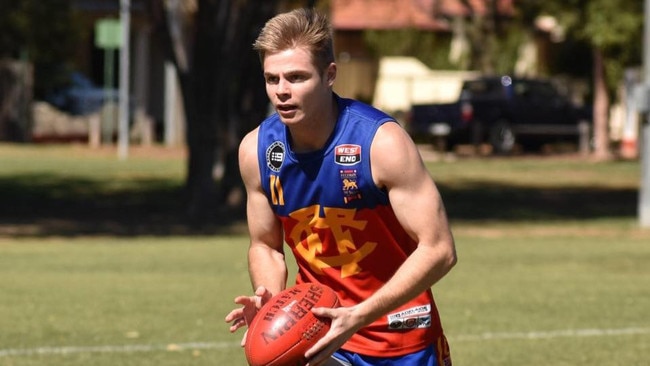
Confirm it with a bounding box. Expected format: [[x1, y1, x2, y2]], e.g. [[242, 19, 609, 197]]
[[257, 95, 449, 358]]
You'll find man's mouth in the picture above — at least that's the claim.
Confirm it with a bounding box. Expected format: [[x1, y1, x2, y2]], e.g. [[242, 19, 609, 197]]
[[277, 104, 297, 117], [277, 104, 296, 112]]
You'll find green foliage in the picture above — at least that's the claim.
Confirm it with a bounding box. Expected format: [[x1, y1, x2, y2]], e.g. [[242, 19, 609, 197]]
[[0, 0, 84, 96], [581, 0, 643, 50], [582, 0, 643, 92], [362, 26, 523, 74], [0, 0, 82, 61], [363, 29, 456, 70], [529, 0, 643, 98], [490, 23, 525, 75]]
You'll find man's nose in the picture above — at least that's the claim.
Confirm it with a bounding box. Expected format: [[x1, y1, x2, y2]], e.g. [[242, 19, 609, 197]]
[[277, 78, 290, 95]]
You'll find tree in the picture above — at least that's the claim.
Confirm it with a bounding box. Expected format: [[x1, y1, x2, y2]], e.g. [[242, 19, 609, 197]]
[[148, 0, 277, 223], [0, 0, 84, 141], [149, 0, 319, 223], [362, 0, 521, 74], [525, 0, 643, 159], [0, 0, 84, 97], [582, 0, 642, 159]]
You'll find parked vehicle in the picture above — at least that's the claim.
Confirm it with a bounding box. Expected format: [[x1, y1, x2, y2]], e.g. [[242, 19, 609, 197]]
[[45, 72, 119, 116], [407, 76, 591, 154]]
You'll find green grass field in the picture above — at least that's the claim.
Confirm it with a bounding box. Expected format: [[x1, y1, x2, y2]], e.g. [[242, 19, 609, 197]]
[[1, 144, 649, 365]]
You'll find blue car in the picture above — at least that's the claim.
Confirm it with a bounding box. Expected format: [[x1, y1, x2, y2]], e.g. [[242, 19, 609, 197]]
[[46, 72, 119, 116]]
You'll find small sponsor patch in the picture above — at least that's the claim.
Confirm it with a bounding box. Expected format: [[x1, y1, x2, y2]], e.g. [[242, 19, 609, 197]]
[[266, 141, 285, 172], [340, 169, 362, 204], [387, 304, 432, 330], [335, 144, 361, 166], [388, 315, 431, 330]]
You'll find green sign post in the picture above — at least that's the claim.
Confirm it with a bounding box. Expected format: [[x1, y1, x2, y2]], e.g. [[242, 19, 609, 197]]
[[96, 19, 122, 49], [94, 19, 122, 145]]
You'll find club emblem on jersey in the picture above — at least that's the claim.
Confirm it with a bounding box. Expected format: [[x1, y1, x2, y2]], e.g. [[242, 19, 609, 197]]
[[266, 141, 285, 172], [335, 144, 361, 166], [340, 169, 362, 204], [288, 204, 378, 278], [343, 179, 357, 191]]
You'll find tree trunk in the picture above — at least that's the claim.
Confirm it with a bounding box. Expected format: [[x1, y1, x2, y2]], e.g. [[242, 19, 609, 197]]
[[460, 0, 498, 74], [591, 47, 611, 160], [151, 0, 281, 224], [0, 59, 33, 142]]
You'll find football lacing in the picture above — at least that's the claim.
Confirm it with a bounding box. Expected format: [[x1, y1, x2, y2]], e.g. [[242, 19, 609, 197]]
[[302, 322, 324, 340]]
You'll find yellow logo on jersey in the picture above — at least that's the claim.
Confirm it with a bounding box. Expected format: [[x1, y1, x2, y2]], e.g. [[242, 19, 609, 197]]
[[288, 205, 377, 278], [342, 178, 358, 191], [270, 175, 284, 205]]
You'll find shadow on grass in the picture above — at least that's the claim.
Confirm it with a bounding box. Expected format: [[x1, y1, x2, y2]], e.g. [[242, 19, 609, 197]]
[[438, 182, 638, 222], [0, 172, 638, 237], [0, 173, 247, 237]]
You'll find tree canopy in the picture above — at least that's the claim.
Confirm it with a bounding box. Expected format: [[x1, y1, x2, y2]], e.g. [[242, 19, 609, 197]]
[[0, 0, 85, 97]]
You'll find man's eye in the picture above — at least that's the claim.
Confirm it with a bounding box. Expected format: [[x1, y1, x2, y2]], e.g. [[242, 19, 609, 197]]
[[266, 76, 278, 84]]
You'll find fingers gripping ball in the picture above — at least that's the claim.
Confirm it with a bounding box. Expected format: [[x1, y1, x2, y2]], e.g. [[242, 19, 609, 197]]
[[245, 283, 339, 366]]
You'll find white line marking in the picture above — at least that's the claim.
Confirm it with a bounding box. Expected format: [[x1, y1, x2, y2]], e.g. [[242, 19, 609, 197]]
[[0, 341, 240, 357], [452, 326, 650, 342], [1, 327, 649, 358]]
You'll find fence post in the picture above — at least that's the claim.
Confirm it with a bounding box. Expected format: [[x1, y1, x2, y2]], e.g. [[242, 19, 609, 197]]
[[578, 120, 591, 155]]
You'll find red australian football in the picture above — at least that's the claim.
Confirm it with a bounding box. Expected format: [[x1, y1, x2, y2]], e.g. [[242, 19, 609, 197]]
[[244, 283, 339, 366]]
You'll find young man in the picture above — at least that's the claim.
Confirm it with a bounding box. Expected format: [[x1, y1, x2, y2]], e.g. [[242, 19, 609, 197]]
[[225, 8, 457, 366]]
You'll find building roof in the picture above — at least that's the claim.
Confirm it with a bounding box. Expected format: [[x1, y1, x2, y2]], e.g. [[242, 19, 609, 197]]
[[331, 0, 514, 31], [331, 0, 446, 30]]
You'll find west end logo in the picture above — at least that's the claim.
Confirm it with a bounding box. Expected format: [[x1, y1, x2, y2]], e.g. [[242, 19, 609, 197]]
[[266, 141, 285, 172], [335, 144, 361, 166]]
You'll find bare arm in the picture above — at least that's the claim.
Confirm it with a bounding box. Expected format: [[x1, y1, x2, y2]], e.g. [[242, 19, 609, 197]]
[[306, 122, 457, 365], [238, 128, 287, 296], [224, 128, 287, 338], [355, 121, 457, 322]]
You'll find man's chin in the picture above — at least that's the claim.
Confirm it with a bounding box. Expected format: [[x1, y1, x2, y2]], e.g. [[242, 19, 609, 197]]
[[277, 112, 300, 125]]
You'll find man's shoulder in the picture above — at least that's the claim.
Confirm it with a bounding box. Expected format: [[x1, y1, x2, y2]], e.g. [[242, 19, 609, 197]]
[[239, 126, 259, 150]]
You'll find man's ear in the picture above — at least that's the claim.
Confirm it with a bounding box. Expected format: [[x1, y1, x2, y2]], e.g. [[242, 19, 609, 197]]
[[326, 62, 337, 86]]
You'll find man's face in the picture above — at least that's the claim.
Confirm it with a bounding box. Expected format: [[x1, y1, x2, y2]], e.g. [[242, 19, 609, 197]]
[[263, 47, 335, 126]]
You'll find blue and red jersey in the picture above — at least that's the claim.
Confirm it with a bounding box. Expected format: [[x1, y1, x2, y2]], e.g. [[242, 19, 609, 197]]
[[256, 95, 449, 359]]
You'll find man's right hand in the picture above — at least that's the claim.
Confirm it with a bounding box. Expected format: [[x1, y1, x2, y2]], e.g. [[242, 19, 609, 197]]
[[224, 286, 274, 346]]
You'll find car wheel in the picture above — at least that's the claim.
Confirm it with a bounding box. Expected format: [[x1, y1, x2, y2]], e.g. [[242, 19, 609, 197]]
[[489, 120, 516, 154]]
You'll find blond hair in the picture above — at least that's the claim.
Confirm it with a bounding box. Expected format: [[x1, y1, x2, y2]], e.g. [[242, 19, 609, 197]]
[[253, 8, 334, 72]]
